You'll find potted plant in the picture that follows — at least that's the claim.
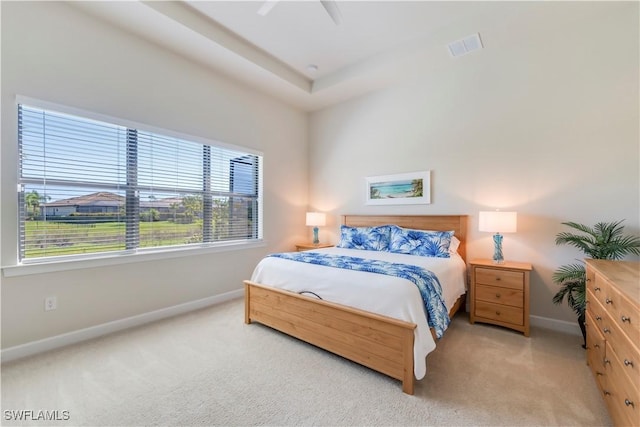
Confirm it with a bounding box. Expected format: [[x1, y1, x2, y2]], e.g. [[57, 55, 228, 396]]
[[552, 220, 640, 348]]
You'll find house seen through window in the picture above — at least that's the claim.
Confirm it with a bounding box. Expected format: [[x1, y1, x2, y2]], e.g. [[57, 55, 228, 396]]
[[18, 103, 262, 261]]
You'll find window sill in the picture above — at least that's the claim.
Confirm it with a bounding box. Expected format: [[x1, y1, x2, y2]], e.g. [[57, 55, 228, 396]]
[[2, 240, 266, 278]]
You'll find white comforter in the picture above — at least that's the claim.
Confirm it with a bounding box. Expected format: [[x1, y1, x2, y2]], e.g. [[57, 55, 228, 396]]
[[250, 247, 467, 379]]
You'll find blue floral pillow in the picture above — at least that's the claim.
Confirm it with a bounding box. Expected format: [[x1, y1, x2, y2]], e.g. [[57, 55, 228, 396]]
[[336, 225, 391, 251], [388, 225, 453, 258]]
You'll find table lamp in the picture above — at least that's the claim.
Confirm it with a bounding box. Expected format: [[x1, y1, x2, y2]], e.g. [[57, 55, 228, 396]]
[[306, 212, 326, 245], [479, 211, 517, 264]]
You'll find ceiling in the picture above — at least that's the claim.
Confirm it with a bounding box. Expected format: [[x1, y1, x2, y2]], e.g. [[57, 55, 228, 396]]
[[69, 1, 566, 111]]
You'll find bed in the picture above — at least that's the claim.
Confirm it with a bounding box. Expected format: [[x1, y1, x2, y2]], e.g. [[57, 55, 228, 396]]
[[244, 214, 468, 394]]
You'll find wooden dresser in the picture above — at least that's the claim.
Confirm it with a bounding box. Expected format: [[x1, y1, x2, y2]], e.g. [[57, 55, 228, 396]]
[[469, 259, 533, 336], [585, 259, 640, 427]]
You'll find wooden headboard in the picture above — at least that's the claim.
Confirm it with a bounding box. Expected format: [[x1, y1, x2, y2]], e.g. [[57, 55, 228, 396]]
[[342, 215, 468, 262]]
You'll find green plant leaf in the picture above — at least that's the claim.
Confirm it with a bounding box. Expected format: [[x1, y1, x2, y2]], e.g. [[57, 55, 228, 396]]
[[552, 219, 640, 317]]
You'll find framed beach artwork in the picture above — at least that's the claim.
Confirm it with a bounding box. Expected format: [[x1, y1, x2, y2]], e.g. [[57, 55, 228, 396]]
[[365, 171, 431, 205]]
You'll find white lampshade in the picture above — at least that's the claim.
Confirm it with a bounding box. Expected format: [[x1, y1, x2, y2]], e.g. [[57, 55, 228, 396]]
[[479, 211, 517, 233], [306, 212, 326, 227]]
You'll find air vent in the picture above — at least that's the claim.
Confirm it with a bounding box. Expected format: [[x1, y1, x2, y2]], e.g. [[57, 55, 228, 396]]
[[447, 33, 483, 58]]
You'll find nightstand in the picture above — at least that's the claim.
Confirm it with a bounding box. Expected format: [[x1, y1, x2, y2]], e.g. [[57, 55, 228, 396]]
[[469, 259, 533, 336], [295, 242, 333, 252]]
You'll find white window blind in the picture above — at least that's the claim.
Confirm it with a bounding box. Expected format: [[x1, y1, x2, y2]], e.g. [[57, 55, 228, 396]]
[[18, 103, 262, 262]]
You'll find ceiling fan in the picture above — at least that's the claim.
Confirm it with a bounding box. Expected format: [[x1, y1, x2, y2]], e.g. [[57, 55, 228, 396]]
[[257, 0, 342, 25]]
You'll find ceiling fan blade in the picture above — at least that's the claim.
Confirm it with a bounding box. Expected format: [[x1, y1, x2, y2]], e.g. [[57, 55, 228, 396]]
[[320, 0, 342, 25], [257, 0, 279, 16]]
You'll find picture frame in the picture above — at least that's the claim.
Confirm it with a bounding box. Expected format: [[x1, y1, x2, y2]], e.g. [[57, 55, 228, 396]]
[[366, 171, 431, 205]]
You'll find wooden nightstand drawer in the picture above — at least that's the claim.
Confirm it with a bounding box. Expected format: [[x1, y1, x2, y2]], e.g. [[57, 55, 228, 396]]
[[475, 268, 524, 290], [475, 301, 523, 326], [476, 284, 523, 308]]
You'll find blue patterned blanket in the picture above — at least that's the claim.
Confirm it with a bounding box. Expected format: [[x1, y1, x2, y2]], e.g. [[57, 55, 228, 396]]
[[268, 252, 450, 338]]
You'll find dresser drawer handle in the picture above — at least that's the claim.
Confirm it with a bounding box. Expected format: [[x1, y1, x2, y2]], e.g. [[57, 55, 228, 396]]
[[625, 399, 634, 408], [596, 372, 604, 376], [604, 358, 611, 365], [596, 316, 602, 321], [594, 344, 600, 349], [605, 298, 612, 305], [624, 359, 634, 368], [621, 315, 631, 323], [495, 277, 501, 281], [495, 293, 501, 298], [604, 390, 611, 396], [603, 328, 611, 334], [495, 311, 501, 316], [594, 287, 601, 292]]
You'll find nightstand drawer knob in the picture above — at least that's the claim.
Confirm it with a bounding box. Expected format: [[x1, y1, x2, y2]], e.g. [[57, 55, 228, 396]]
[[606, 298, 612, 305], [495, 310, 501, 316], [604, 390, 611, 396], [624, 359, 634, 368], [621, 315, 631, 323], [495, 293, 501, 298], [495, 277, 501, 281], [625, 399, 634, 408], [594, 344, 600, 349]]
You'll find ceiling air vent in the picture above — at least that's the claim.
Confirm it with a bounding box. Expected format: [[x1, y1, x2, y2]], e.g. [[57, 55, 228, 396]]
[[447, 33, 483, 58]]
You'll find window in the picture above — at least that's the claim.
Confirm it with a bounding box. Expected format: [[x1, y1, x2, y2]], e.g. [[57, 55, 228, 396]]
[[18, 102, 262, 262]]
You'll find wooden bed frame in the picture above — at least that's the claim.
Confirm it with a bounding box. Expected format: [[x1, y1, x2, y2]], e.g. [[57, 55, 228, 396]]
[[244, 214, 468, 395]]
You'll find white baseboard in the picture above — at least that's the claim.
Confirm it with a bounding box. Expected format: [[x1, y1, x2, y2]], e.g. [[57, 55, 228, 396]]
[[1, 289, 244, 363], [530, 315, 582, 336]]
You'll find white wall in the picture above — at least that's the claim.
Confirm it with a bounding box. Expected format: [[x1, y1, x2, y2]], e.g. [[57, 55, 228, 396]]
[[309, 2, 640, 325], [1, 2, 308, 348]]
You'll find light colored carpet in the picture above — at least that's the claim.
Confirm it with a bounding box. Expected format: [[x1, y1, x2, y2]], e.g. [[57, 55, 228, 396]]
[[1, 298, 611, 426]]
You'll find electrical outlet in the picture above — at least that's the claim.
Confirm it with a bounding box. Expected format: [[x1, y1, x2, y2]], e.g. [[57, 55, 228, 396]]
[[45, 296, 57, 311]]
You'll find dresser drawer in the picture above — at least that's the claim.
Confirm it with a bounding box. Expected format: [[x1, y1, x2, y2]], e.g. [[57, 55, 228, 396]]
[[588, 271, 610, 308], [586, 312, 607, 390], [475, 268, 524, 290], [607, 283, 640, 347], [587, 289, 607, 328], [605, 314, 640, 367], [605, 345, 640, 427], [476, 284, 523, 308], [603, 384, 639, 427], [586, 312, 606, 364], [474, 301, 523, 325], [606, 322, 640, 387]]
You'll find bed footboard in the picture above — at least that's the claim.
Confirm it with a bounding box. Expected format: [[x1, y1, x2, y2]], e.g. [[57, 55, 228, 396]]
[[244, 280, 417, 394]]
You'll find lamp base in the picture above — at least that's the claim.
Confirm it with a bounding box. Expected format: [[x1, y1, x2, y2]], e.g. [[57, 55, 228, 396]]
[[312, 227, 319, 245], [492, 232, 504, 264]]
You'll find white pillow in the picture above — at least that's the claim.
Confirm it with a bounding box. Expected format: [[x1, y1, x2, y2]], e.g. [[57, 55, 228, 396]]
[[449, 235, 461, 254]]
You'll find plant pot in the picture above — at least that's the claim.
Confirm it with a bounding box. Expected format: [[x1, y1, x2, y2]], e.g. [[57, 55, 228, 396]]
[[578, 312, 586, 349]]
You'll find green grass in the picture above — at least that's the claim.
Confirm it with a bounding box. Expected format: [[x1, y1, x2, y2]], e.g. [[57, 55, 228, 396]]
[[24, 220, 202, 258]]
